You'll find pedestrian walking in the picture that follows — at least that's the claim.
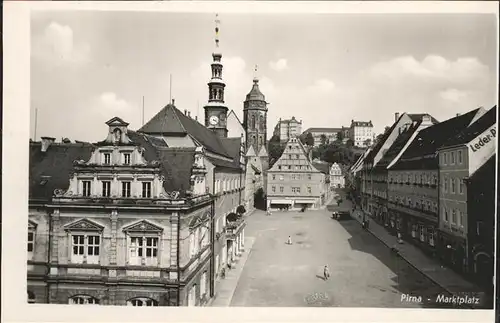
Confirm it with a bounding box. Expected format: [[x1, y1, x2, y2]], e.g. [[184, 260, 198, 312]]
[[323, 265, 330, 280], [287, 235, 292, 245], [266, 207, 271, 216]]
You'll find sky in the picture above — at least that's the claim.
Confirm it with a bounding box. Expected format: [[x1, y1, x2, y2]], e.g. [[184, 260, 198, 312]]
[[30, 11, 498, 143]]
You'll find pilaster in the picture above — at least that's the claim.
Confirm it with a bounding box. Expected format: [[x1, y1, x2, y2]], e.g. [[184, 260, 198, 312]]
[[110, 210, 118, 265]]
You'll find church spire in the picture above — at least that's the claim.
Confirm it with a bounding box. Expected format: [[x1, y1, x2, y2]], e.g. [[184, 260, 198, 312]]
[[204, 13, 229, 138]]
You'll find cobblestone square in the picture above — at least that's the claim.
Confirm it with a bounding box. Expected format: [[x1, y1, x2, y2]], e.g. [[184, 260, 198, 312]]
[[230, 209, 450, 307]]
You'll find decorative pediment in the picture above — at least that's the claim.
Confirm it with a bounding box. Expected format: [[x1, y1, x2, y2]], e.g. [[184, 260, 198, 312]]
[[189, 211, 211, 229], [28, 220, 38, 230], [106, 117, 130, 127], [64, 219, 104, 232], [122, 220, 163, 233], [159, 189, 180, 200]]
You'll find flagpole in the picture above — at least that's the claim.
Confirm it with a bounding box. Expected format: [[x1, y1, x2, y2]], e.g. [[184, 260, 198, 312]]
[[142, 96, 145, 127], [169, 74, 172, 104], [34, 108, 38, 141]]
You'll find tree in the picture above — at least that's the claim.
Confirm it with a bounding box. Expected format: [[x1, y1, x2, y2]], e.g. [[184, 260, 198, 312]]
[[346, 139, 354, 147], [268, 135, 285, 167], [300, 132, 315, 147], [363, 138, 372, 147], [336, 131, 344, 142], [236, 205, 246, 215], [320, 134, 328, 146]]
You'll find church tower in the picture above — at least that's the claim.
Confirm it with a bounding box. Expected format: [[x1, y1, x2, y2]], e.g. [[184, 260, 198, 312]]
[[243, 70, 269, 192], [243, 73, 268, 156], [204, 14, 228, 138]]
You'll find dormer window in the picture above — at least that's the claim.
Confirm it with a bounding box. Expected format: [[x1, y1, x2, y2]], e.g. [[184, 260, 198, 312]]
[[82, 181, 92, 197], [103, 153, 111, 165], [123, 153, 131, 165]]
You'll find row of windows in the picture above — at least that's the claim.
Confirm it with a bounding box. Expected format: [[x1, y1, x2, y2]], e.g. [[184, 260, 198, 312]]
[[388, 173, 438, 185], [442, 177, 465, 194], [441, 150, 464, 166], [214, 178, 241, 194], [277, 165, 313, 171], [101, 152, 132, 166], [287, 154, 302, 159], [81, 180, 152, 198], [272, 174, 313, 181], [390, 195, 438, 213], [442, 206, 465, 227], [271, 186, 312, 194], [69, 295, 158, 306]]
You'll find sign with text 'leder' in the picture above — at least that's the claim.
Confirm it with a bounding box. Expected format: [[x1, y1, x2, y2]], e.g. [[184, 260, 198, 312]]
[[468, 123, 496, 175]]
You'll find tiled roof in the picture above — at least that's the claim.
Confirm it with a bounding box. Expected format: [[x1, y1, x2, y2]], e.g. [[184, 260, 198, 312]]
[[391, 108, 480, 170], [156, 147, 197, 193], [29, 142, 94, 202], [440, 106, 497, 149], [207, 156, 241, 171], [374, 120, 423, 170], [303, 127, 343, 133], [364, 120, 399, 164], [312, 162, 330, 174], [139, 104, 232, 158], [220, 137, 243, 169]]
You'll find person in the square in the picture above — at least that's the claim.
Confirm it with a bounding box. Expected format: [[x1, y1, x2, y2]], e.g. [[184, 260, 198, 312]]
[[323, 265, 330, 280], [287, 235, 292, 245]]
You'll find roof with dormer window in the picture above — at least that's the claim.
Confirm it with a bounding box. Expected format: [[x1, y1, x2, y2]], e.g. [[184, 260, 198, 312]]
[[29, 141, 94, 202], [390, 108, 481, 170], [138, 104, 232, 159], [440, 106, 497, 149]]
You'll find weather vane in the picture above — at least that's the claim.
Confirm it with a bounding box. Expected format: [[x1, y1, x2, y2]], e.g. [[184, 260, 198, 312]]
[[215, 14, 221, 48]]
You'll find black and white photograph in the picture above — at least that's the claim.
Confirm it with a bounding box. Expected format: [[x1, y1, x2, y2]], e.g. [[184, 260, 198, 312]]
[[2, 1, 498, 323]]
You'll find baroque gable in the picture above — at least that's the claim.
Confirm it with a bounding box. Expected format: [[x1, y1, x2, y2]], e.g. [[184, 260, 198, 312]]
[[269, 137, 319, 172], [64, 218, 104, 232], [122, 220, 164, 233], [188, 210, 212, 229]]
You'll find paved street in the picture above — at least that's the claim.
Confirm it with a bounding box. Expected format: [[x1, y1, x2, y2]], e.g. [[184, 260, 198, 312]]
[[228, 207, 453, 308]]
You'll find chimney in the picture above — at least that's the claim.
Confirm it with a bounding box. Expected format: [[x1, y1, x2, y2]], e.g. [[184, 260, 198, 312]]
[[456, 113, 461, 117], [195, 116, 198, 121], [41, 136, 56, 152], [172, 99, 175, 106], [187, 111, 191, 118], [184, 109, 187, 115], [395, 112, 400, 122]]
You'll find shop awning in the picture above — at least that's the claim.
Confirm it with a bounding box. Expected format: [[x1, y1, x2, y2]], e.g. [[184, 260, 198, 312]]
[[269, 199, 293, 204], [294, 200, 316, 204]]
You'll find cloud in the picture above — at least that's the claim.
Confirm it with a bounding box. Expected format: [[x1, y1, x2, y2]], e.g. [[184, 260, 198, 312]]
[[439, 88, 468, 103], [367, 55, 490, 90], [98, 92, 131, 111], [269, 58, 289, 71], [307, 78, 335, 93], [32, 22, 90, 64]]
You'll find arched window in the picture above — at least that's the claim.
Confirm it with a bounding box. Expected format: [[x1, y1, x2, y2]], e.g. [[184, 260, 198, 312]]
[[28, 290, 36, 304], [127, 297, 159, 306], [69, 295, 99, 305]]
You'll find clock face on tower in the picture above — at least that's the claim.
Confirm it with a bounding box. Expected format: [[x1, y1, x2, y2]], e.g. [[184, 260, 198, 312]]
[[209, 115, 219, 126]]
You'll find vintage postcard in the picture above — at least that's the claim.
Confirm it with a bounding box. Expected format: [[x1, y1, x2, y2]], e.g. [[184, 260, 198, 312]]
[[2, 1, 498, 323]]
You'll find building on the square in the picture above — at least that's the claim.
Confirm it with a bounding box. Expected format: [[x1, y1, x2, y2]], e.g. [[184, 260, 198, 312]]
[[367, 113, 439, 227], [302, 127, 345, 147], [329, 162, 345, 189], [349, 120, 374, 147], [436, 106, 496, 284], [273, 117, 302, 143], [29, 119, 216, 306], [387, 108, 486, 256], [267, 137, 327, 210]]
